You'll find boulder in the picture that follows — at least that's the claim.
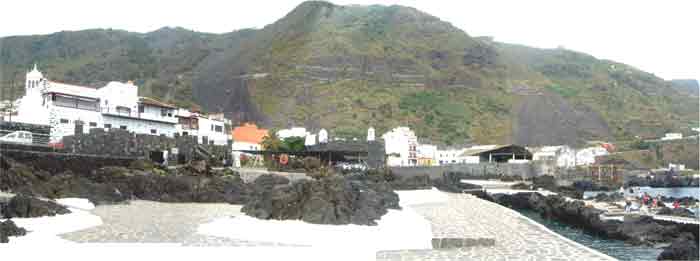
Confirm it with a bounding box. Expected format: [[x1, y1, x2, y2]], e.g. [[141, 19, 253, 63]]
[[1, 195, 71, 218], [657, 233, 699, 261], [0, 220, 27, 243], [532, 175, 557, 191], [618, 215, 679, 245], [242, 176, 399, 225]]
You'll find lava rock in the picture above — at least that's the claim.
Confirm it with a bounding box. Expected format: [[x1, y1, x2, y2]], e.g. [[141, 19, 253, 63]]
[[390, 175, 433, 190], [1, 195, 71, 218], [657, 232, 699, 261], [593, 192, 624, 202], [618, 215, 679, 245], [510, 183, 531, 190], [242, 176, 399, 225], [657, 207, 696, 218], [0, 220, 27, 243], [531, 175, 557, 191]]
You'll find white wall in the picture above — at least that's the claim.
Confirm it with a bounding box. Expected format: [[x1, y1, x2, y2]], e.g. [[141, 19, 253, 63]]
[[102, 115, 176, 137], [196, 116, 228, 145], [382, 127, 417, 166]]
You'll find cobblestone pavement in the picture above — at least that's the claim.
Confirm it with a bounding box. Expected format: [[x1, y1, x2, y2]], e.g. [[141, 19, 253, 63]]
[[377, 193, 615, 261], [60, 200, 306, 247]]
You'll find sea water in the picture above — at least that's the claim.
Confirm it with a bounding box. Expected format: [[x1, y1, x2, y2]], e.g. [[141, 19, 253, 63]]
[[584, 187, 700, 200], [518, 210, 663, 261]]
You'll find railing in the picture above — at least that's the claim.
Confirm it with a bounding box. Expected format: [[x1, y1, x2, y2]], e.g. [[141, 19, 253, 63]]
[[100, 107, 178, 123]]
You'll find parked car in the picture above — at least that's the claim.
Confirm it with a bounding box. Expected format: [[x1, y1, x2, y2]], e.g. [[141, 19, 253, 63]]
[[0, 131, 33, 144]]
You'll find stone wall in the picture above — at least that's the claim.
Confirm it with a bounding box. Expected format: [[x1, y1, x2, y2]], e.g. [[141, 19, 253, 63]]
[[391, 163, 537, 179], [63, 128, 231, 166], [1, 149, 135, 175]]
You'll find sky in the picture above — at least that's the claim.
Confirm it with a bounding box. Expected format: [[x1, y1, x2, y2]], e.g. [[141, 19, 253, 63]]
[[1, 0, 698, 81]]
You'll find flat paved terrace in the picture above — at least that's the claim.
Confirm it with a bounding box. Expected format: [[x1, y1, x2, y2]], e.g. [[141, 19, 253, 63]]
[[377, 193, 615, 261]]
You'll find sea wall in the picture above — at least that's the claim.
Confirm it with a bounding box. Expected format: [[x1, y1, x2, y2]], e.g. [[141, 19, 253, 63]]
[[390, 163, 536, 179]]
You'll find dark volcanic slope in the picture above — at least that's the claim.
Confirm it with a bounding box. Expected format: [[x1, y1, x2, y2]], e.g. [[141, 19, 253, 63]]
[[513, 91, 611, 146]]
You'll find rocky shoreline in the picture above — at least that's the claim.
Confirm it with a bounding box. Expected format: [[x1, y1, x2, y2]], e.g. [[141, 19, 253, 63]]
[[487, 192, 699, 260]]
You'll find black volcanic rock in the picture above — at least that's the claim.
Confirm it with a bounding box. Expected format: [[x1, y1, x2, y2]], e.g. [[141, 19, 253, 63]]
[[593, 192, 624, 202], [657, 232, 699, 261], [0, 220, 27, 243], [656, 207, 696, 218], [1, 195, 70, 218], [242, 176, 399, 225]]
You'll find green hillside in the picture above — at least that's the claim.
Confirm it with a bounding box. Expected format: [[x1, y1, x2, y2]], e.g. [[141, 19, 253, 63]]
[[0, 1, 696, 146]]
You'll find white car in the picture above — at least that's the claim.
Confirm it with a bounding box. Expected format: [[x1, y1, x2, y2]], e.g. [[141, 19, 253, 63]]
[[0, 131, 33, 144]]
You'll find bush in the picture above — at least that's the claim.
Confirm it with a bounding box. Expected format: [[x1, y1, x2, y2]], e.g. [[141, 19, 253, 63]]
[[303, 157, 322, 171]]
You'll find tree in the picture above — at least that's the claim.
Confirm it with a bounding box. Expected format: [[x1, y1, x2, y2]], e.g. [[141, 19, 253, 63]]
[[261, 130, 282, 151], [281, 136, 305, 152]]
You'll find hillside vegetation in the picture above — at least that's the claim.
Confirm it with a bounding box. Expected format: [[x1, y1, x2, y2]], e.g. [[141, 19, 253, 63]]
[[1, 1, 697, 146]]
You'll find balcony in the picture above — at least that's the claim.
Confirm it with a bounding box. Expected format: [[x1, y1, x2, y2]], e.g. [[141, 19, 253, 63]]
[[101, 107, 178, 124]]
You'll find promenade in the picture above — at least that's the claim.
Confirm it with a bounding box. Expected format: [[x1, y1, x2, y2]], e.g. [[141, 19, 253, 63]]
[[377, 193, 615, 261]]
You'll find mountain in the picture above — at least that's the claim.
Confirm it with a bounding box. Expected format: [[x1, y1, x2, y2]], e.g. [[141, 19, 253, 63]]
[[670, 79, 699, 96], [0, 1, 697, 146]]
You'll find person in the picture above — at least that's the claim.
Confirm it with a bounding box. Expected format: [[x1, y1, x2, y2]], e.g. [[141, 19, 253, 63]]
[[642, 193, 649, 206], [673, 200, 681, 209], [625, 199, 631, 213], [652, 197, 658, 209]]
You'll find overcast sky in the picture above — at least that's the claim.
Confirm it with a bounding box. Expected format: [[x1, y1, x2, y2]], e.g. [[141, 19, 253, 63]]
[[1, 0, 698, 81]]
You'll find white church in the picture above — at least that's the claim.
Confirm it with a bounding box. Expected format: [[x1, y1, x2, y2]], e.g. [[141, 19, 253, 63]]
[[14, 64, 229, 145]]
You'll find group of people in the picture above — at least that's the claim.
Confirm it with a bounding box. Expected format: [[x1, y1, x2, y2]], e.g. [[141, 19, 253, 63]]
[[623, 189, 686, 214]]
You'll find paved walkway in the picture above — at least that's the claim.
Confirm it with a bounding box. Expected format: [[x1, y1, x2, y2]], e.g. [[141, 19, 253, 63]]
[[377, 193, 615, 261], [60, 200, 306, 246]]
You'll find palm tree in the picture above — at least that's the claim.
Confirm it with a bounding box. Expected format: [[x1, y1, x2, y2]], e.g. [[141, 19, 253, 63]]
[[261, 129, 282, 151]]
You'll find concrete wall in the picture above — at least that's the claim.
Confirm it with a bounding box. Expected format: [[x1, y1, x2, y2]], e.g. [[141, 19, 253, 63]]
[[391, 162, 537, 179]]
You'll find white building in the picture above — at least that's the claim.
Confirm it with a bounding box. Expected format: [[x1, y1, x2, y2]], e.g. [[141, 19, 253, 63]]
[[367, 127, 375, 141], [416, 144, 438, 166], [174, 109, 229, 146], [277, 127, 310, 140], [382, 127, 417, 166], [661, 133, 683, 140], [437, 148, 465, 165], [318, 129, 328, 143], [575, 146, 609, 166], [14, 65, 181, 143], [532, 145, 577, 168]]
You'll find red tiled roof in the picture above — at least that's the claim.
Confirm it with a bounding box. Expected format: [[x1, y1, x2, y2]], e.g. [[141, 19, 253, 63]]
[[232, 123, 268, 144]]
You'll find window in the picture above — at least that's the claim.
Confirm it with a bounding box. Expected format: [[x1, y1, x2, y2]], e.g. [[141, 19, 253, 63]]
[[161, 108, 168, 116], [89, 122, 97, 127], [209, 140, 214, 145], [60, 118, 69, 124], [150, 129, 157, 134], [214, 125, 223, 133], [116, 106, 131, 115], [138, 105, 144, 113], [120, 125, 127, 130], [104, 124, 112, 128], [182, 132, 188, 136]]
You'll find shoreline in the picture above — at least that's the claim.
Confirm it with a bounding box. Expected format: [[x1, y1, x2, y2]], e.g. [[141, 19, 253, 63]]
[[483, 193, 617, 261]]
